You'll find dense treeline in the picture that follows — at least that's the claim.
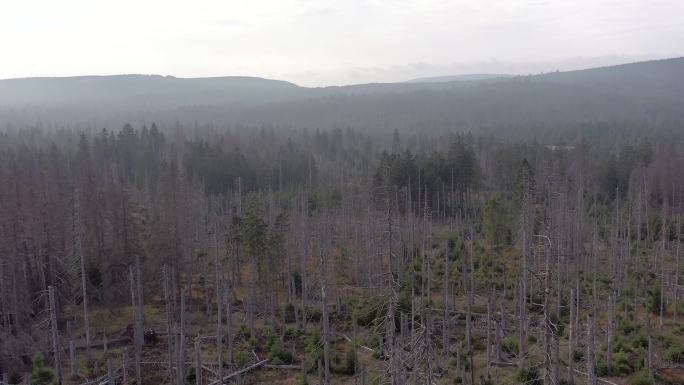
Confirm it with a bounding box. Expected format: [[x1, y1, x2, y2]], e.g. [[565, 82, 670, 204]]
[[1, 122, 684, 385]]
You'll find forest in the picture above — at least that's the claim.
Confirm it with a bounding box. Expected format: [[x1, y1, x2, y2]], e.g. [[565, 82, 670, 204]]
[[2, 59, 684, 385]]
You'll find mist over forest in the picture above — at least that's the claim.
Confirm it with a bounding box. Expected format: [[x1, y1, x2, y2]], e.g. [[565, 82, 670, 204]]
[[2, 56, 684, 385], [2, 58, 684, 141]]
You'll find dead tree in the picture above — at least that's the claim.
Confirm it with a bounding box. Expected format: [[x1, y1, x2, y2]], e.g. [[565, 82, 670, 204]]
[[48, 286, 62, 384], [67, 320, 77, 377], [319, 248, 330, 385], [130, 266, 143, 385], [486, 288, 492, 379], [225, 284, 234, 366], [164, 265, 175, 384], [215, 225, 224, 385], [178, 287, 186, 385], [568, 289, 575, 385], [75, 193, 92, 363], [586, 315, 596, 385], [606, 294, 615, 376], [195, 336, 202, 385], [443, 241, 449, 356]]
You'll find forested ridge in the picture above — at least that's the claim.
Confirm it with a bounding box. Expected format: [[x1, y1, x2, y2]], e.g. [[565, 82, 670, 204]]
[[2, 58, 684, 138], [2, 59, 684, 385]]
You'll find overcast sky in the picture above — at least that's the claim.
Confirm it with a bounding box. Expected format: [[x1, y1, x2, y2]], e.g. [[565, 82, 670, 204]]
[[1, 0, 683, 86]]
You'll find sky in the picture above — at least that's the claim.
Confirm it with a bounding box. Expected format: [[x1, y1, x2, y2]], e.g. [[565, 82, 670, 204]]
[[1, 0, 683, 86]]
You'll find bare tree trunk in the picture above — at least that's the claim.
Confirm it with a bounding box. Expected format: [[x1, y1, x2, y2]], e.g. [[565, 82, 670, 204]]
[[226, 285, 234, 366], [606, 294, 615, 376], [646, 310, 653, 375], [130, 267, 142, 385], [568, 289, 575, 385], [660, 208, 667, 331], [486, 288, 492, 379], [48, 286, 62, 384], [543, 241, 552, 385], [123, 347, 128, 385], [164, 265, 175, 385], [107, 357, 113, 385], [136, 255, 145, 329], [195, 336, 203, 385], [178, 287, 186, 385], [249, 251, 257, 337], [468, 234, 475, 385], [443, 241, 449, 356], [586, 315, 596, 385], [78, 220, 91, 363], [462, 238, 472, 385], [518, 282, 525, 369], [215, 226, 224, 384], [496, 305, 503, 363], [319, 248, 330, 385], [69, 339, 77, 377], [675, 203, 681, 324]]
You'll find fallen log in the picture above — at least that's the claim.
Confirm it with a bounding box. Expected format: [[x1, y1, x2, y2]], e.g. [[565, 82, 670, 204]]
[[567, 366, 619, 385], [490, 361, 516, 367], [337, 332, 375, 353], [263, 364, 302, 370], [207, 359, 269, 385]]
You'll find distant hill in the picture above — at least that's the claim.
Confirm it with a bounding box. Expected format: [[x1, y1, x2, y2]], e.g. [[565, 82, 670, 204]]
[[1, 57, 683, 138], [404, 74, 510, 83], [0, 75, 304, 108]]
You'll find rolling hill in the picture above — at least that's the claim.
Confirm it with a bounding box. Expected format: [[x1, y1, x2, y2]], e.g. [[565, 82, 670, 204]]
[[1, 57, 683, 138]]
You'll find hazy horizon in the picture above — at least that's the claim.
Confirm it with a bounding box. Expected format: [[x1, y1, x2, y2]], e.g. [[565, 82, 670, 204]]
[[1, 55, 680, 87], [2, 0, 684, 86]]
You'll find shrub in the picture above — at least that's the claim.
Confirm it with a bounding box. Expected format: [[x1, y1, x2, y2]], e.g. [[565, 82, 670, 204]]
[[656, 333, 674, 348], [283, 303, 296, 323], [501, 336, 518, 357], [342, 343, 357, 375], [516, 366, 541, 385], [632, 332, 648, 349], [239, 324, 251, 338], [248, 335, 258, 348], [665, 344, 684, 365], [618, 318, 637, 335], [613, 335, 632, 354], [573, 349, 585, 362], [612, 351, 634, 375], [306, 307, 322, 322], [184, 367, 196, 385], [628, 371, 654, 385], [595, 356, 608, 377], [235, 350, 249, 367], [648, 286, 662, 315], [284, 325, 302, 338], [352, 296, 386, 327], [267, 336, 295, 365], [31, 355, 56, 385], [305, 331, 323, 373]]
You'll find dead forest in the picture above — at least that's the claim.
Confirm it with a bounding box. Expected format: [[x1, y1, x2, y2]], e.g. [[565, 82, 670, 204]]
[[1, 123, 684, 385]]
